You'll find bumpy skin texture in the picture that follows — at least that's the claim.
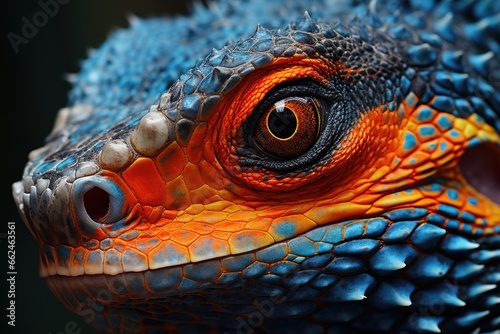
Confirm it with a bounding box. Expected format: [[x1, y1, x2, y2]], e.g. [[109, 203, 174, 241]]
[[11, 0, 500, 333]]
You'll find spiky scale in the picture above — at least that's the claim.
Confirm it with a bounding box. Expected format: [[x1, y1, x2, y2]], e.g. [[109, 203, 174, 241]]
[[469, 51, 494, 76], [369, 244, 419, 275], [412, 282, 466, 308], [440, 234, 480, 254], [368, 279, 414, 308], [433, 12, 457, 43], [465, 283, 497, 299], [447, 260, 485, 281], [397, 316, 442, 333], [295, 12, 320, 33], [381, 221, 418, 243], [452, 310, 490, 328], [407, 43, 438, 66], [410, 223, 446, 250], [406, 253, 454, 282], [321, 273, 376, 302]]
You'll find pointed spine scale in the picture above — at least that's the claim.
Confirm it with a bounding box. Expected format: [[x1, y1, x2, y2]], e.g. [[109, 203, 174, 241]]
[[253, 24, 273, 39], [465, 283, 497, 299], [412, 283, 466, 308], [295, 11, 320, 33], [440, 234, 480, 254], [433, 12, 457, 43], [369, 244, 418, 275], [469, 51, 494, 76], [322, 273, 376, 302], [369, 279, 414, 308]]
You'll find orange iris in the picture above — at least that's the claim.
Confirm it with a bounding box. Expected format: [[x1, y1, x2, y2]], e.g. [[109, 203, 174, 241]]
[[254, 97, 321, 159]]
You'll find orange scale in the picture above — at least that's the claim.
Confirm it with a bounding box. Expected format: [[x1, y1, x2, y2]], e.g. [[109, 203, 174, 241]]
[[436, 152, 457, 166], [156, 230, 172, 241], [171, 230, 199, 246], [122, 158, 165, 206], [421, 139, 440, 153], [400, 151, 431, 168], [175, 213, 195, 223], [368, 164, 391, 182], [136, 239, 162, 253], [463, 123, 480, 140], [188, 236, 230, 262], [256, 207, 288, 218], [372, 190, 425, 209], [202, 139, 217, 164], [465, 200, 496, 220], [198, 160, 225, 190], [137, 228, 161, 238], [156, 142, 186, 182], [148, 241, 190, 269], [164, 176, 191, 210], [184, 204, 205, 215], [183, 222, 214, 235], [160, 221, 184, 230], [226, 210, 258, 222], [205, 200, 233, 212], [194, 210, 229, 224], [146, 206, 164, 224], [162, 210, 178, 220], [282, 203, 316, 216], [436, 192, 466, 209], [352, 193, 384, 205], [186, 123, 207, 164], [429, 138, 454, 160], [414, 161, 438, 175], [183, 162, 205, 190], [215, 221, 246, 232], [190, 184, 220, 204], [413, 197, 440, 208], [444, 129, 467, 144], [228, 230, 275, 254], [211, 230, 232, 240], [245, 217, 273, 231]]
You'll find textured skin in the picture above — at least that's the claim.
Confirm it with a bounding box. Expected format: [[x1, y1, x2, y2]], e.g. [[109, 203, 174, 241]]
[[11, 0, 500, 333]]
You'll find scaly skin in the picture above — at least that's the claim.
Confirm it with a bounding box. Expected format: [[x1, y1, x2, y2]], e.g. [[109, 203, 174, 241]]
[[12, 0, 500, 333]]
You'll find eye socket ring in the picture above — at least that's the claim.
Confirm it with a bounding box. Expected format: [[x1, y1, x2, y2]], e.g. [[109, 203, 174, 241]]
[[254, 97, 321, 159]]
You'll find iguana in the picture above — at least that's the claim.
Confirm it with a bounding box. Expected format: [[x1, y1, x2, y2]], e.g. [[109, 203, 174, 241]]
[[12, 0, 500, 332]]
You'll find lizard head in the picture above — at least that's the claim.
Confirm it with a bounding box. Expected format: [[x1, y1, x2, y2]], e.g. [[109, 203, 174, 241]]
[[12, 2, 500, 333]]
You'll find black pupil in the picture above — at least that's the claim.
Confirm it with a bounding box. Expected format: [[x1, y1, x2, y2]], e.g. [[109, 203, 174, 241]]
[[268, 107, 297, 139]]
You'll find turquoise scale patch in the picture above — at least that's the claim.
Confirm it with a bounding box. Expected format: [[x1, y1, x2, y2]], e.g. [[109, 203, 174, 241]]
[[418, 125, 437, 137], [416, 106, 434, 121], [403, 132, 418, 151]]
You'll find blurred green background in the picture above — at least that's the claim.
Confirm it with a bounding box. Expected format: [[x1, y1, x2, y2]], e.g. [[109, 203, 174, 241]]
[[2, 1, 194, 333]]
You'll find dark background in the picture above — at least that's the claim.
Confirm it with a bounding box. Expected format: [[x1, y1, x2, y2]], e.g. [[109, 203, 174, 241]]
[[2, 1, 193, 333]]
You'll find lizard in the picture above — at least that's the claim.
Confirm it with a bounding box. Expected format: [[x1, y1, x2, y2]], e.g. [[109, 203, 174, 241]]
[[11, 0, 500, 333]]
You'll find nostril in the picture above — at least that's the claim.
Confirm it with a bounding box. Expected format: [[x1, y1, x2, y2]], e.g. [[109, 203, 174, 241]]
[[73, 176, 127, 227], [459, 143, 500, 204], [83, 187, 111, 224]]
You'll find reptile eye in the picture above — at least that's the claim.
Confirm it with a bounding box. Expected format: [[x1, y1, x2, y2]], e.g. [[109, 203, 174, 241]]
[[254, 97, 321, 159]]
